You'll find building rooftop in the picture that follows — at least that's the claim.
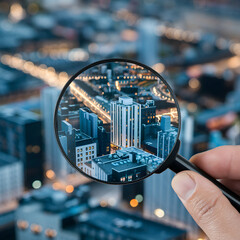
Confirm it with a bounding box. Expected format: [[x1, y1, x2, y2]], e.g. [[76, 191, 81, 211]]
[[92, 147, 160, 175], [65, 206, 186, 240]]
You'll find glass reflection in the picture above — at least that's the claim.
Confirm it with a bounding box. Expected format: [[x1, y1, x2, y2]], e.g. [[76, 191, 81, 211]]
[[56, 61, 179, 183]]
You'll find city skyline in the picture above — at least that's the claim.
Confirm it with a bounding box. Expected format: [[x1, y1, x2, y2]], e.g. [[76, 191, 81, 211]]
[[56, 61, 179, 183]]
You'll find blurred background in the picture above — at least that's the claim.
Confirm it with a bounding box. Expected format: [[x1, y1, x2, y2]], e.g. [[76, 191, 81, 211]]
[[0, 0, 240, 239]]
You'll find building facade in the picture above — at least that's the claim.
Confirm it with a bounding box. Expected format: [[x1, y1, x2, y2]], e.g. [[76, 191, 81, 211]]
[[41, 87, 74, 179], [111, 96, 141, 148], [157, 115, 178, 159], [0, 152, 23, 204], [0, 107, 43, 188]]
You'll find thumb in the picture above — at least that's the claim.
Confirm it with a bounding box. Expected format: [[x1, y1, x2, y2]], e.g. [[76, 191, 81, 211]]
[[171, 171, 240, 240]]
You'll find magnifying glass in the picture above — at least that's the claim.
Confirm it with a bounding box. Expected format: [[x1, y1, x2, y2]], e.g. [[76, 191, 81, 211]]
[[54, 59, 240, 212]]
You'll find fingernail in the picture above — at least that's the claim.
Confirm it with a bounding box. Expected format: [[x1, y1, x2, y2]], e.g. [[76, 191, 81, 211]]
[[171, 173, 196, 201]]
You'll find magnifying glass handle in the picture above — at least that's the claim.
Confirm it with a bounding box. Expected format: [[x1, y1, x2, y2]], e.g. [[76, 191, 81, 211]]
[[170, 154, 240, 213]]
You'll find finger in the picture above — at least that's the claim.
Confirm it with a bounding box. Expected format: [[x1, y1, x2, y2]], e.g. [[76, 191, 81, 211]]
[[172, 171, 240, 240], [220, 179, 240, 195], [191, 146, 240, 180]]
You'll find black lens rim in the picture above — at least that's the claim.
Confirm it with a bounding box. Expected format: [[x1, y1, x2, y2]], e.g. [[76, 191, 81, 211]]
[[54, 58, 181, 185]]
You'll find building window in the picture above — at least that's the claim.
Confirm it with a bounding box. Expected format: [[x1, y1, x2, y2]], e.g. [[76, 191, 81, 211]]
[[31, 224, 42, 235], [45, 229, 57, 238], [128, 175, 132, 181], [17, 220, 29, 230]]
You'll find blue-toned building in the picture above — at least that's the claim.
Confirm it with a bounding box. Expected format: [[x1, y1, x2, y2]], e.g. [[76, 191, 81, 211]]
[[79, 108, 98, 139], [0, 107, 43, 189], [157, 116, 178, 159]]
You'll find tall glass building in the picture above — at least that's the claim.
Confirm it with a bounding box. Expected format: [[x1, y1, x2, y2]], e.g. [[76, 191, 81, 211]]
[[110, 97, 141, 148]]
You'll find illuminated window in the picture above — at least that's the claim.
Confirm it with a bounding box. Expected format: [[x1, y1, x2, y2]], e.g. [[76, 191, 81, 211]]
[[89, 146, 91, 150], [31, 224, 42, 234], [92, 146, 94, 149], [45, 229, 57, 238], [77, 149, 79, 153], [86, 152, 88, 156], [17, 220, 29, 230]]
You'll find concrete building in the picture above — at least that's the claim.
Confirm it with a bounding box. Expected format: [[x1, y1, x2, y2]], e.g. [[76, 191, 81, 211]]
[[111, 97, 141, 148], [138, 18, 159, 66], [179, 108, 194, 159], [79, 108, 98, 139], [41, 87, 74, 179], [157, 116, 178, 159], [91, 147, 162, 182], [0, 152, 23, 204], [0, 107, 43, 188], [141, 100, 156, 125], [144, 115, 198, 232]]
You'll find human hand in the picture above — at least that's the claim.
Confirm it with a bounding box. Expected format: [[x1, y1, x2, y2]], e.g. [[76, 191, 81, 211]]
[[171, 146, 240, 240]]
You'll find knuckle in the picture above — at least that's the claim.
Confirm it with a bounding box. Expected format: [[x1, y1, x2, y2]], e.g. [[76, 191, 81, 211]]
[[190, 193, 221, 223]]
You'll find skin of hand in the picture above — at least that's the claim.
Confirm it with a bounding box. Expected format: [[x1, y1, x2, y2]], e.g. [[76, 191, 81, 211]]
[[171, 146, 240, 240]]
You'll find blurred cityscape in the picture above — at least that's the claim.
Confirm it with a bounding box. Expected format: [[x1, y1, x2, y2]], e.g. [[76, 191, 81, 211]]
[[0, 0, 240, 239]]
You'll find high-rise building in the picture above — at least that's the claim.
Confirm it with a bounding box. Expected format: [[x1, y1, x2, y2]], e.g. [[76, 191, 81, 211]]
[[41, 87, 74, 179], [141, 100, 156, 125], [79, 108, 98, 139], [75, 131, 97, 172], [0, 107, 43, 188], [111, 97, 141, 148], [144, 115, 198, 232], [157, 116, 178, 159], [179, 108, 194, 159], [138, 18, 159, 66], [0, 152, 23, 204], [97, 126, 110, 156]]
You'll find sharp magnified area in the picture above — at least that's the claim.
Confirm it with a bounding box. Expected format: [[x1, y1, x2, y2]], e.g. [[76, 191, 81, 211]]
[[57, 61, 179, 183]]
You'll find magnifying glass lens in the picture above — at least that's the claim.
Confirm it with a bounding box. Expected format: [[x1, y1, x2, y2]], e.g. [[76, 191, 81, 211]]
[[55, 60, 180, 184]]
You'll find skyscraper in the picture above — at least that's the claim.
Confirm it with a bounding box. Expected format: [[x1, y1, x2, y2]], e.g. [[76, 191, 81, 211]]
[[144, 114, 198, 232], [0, 107, 43, 188], [0, 152, 23, 204], [141, 100, 156, 125], [79, 108, 98, 139], [111, 97, 141, 148], [41, 87, 74, 179], [157, 116, 178, 159], [179, 108, 194, 159], [138, 18, 159, 66]]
